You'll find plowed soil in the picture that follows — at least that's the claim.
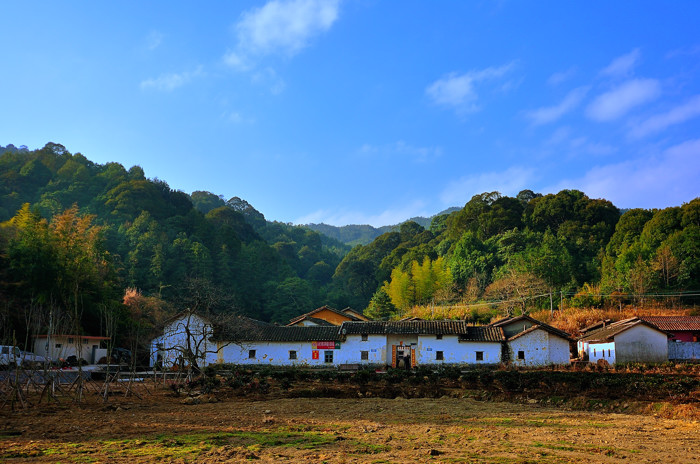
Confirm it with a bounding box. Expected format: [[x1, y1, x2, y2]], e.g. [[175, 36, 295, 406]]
[[1, 386, 698, 463]]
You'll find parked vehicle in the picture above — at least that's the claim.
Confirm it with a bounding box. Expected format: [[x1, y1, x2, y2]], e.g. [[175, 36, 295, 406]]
[[0, 345, 21, 368], [18, 350, 51, 368]]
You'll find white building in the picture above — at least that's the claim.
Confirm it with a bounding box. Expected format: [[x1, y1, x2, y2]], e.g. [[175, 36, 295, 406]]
[[577, 317, 669, 364], [150, 312, 216, 368], [33, 334, 109, 363], [490, 316, 573, 366], [150, 313, 576, 369]]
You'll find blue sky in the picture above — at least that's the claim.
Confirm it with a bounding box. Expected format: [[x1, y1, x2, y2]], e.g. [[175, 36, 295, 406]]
[[2, 1, 699, 226]]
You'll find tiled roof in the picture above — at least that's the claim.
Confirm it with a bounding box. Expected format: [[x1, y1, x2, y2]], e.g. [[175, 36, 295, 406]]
[[458, 326, 506, 342], [341, 320, 503, 340], [287, 305, 362, 325], [639, 316, 700, 331], [489, 315, 574, 341], [578, 317, 666, 343], [212, 324, 340, 342]]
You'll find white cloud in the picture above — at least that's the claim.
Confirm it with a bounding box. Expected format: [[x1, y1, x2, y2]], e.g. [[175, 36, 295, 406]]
[[359, 141, 442, 162], [140, 67, 204, 92], [222, 51, 252, 71], [547, 139, 700, 208], [233, 0, 339, 57], [145, 31, 164, 51], [586, 78, 661, 122], [295, 200, 430, 227], [629, 95, 700, 138], [547, 67, 576, 86], [440, 166, 536, 206], [600, 48, 641, 78], [525, 86, 589, 125], [426, 62, 516, 113]]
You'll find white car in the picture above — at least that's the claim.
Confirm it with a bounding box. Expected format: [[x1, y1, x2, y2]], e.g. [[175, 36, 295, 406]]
[[18, 350, 52, 367]]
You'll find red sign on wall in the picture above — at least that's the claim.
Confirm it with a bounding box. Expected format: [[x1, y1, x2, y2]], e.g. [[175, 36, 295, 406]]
[[312, 341, 339, 350], [312, 350, 319, 360]]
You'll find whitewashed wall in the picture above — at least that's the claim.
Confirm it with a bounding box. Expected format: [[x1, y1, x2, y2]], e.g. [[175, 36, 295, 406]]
[[548, 333, 572, 365], [509, 329, 570, 366], [150, 314, 213, 368], [33, 337, 106, 363], [213, 340, 339, 367], [585, 341, 616, 364], [615, 325, 668, 364], [415, 335, 501, 365], [335, 334, 386, 365]]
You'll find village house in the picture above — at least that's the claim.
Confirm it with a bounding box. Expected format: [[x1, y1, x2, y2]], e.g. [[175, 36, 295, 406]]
[[287, 305, 368, 326], [640, 316, 700, 361], [150, 311, 574, 368], [489, 315, 574, 366], [33, 334, 109, 364], [577, 317, 669, 365], [149, 312, 217, 369], [339, 320, 505, 367]]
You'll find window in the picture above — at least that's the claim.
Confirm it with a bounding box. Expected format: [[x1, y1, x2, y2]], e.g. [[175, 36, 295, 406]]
[[324, 350, 334, 363], [475, 351, 484, 361], [361, 334, 368, 341], [436, 334, 443, 340], [68, 338, 74, 344], [361, 351, 369, 361], [517, 350, 525, 360], [289, 350, 297, 360], [55, 344, 62, 349], [248, 350, 256, 359], [1, 347, 7, 354], [436, 351, 444, 361], [608, 349, 611, 357], [593, 348, 596, 356]]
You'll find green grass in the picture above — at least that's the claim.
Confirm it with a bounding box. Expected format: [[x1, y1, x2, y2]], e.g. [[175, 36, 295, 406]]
[[0, 428, 340, 462]]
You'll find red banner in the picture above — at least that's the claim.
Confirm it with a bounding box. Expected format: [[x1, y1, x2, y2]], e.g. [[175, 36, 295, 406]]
[[312, 341, 338, 350], [312, 350, 319, 360]]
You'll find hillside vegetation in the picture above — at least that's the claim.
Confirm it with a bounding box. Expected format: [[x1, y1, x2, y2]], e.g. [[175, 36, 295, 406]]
[[0, 143, 697, 349]]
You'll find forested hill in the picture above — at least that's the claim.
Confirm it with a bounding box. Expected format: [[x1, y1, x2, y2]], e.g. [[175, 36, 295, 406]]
[[0, 143, 351, 344], [306, 207, 460, 246], [1, 142, 698, 349]]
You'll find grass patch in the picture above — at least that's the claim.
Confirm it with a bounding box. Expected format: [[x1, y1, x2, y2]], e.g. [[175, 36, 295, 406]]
[[0, 428, 340, 462]]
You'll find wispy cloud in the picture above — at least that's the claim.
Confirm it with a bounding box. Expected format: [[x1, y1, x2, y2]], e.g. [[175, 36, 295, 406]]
[[525, 86, 589, 125], [629, 95, 700, 138], [600, 48, 641, 78], [295, 200, 430, 227], [547, 139, 700, 208], [548, 67, 577, 86], [440, 166, 536, 205], [235, 0, 339, 56], [140, 67, 204, 92], [223, 0, 340, 73], [145, 31, 164, 51], [586, 78, 661, 121], [426, 62, 516, 114], [359, 141, 442, 163]]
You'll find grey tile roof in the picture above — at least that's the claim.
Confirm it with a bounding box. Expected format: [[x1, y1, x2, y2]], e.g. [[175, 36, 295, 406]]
[[489, 315, 574, 341], [577, 317, 666, 343], [212, 324, 340, 342], [340, 321, 504, 341]]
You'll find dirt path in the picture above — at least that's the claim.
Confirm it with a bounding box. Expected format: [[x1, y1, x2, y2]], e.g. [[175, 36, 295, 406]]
[[1, 394, 698, 463]]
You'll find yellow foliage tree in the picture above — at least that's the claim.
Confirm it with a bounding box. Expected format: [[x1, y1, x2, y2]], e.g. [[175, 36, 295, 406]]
[[382, 256, 452, 310]]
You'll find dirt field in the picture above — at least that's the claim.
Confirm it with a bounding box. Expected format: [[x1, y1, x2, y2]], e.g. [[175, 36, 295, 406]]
[[1, 388, 698, 464]]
